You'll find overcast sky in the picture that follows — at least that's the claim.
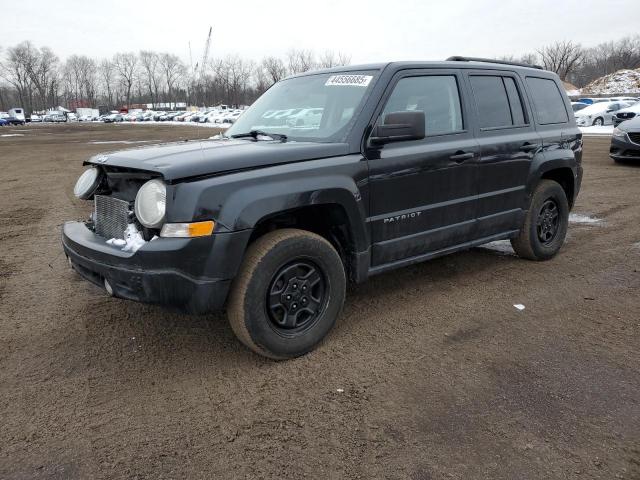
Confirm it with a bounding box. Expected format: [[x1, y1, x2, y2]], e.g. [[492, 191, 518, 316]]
[[4, 0, 640, 64]]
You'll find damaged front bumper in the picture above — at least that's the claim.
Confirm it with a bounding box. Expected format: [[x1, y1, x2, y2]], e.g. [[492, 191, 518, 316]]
[[62, 221, 251, 314]]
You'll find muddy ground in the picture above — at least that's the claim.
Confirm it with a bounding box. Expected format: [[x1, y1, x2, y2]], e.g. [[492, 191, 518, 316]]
[[0, 123, 639, 479]]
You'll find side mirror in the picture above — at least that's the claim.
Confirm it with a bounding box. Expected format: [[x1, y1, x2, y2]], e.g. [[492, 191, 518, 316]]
[[606, 108, 614, 113], [370, 111, 425, 145]]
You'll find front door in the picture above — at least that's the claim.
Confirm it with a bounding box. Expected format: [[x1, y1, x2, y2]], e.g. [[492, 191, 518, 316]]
[[366, 70, 480, 267]]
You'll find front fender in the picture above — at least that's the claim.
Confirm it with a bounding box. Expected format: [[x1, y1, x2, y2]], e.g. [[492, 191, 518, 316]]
[[168, 154, 370, 253]]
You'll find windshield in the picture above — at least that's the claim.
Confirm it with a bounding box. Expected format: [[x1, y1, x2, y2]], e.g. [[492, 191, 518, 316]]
[[226, 71, 378, 142]]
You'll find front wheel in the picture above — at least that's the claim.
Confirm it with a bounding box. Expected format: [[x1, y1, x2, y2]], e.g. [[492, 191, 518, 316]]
[[227, 229, 346, 359], [511, 180, 569, 261], [592, 117, 604, 126]]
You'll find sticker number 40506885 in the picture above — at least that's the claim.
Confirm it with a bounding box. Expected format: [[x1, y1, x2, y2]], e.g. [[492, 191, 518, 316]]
[[325, 75, 373, 87]]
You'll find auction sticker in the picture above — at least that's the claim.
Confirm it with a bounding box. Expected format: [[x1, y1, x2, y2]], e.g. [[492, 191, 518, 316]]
[[325, 75, 373, 87]]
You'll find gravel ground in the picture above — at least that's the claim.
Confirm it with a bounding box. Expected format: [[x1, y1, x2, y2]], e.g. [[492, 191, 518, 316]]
[[1, 123, 639, 479]]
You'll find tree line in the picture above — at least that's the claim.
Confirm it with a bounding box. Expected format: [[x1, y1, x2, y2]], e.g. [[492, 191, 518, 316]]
[[502, 35, 640, 88], [0, 44, 351, 113], [2, 35, 640, 113]]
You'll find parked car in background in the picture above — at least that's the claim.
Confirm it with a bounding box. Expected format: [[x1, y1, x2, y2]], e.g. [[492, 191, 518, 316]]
[[610, 97, 638, 103], [286, 108, 323, 127], [103, 113, 123, 123], [610, 116, 640, 163], [9, 108, 26, 123], [612, 102, 640, 126], [0, 117, 8, 126], [30, 114, 43, 122], [574, 101, 632, 126], [1, 111, 26, 125], [571, 102, 589, 113]]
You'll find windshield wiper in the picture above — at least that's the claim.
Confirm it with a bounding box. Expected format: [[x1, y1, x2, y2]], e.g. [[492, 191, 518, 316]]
[[230, 130, 287, 142]]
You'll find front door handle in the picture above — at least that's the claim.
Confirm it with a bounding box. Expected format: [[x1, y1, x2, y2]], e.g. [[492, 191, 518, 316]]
[[520, 142, 540, 152], [449, 151, 475, 163]]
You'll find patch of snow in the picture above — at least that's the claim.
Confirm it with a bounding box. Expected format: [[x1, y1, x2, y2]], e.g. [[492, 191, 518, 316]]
[[105, 223, 146, 253], [579, 125, 613, 136], [513, 304, 526, 311], [583, 69, 640, 95], [122, 223, 146, 252], [88, 140, 158, 144], [1, 134, 24, 137], [478, 240, 516, 256], [114, 120, 230, 129], [106, 238, 126, 247], [569, 213, 603, 225]]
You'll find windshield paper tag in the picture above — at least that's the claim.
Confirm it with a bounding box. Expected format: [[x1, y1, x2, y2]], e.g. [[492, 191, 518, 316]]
[[325, 75, 372, 87]]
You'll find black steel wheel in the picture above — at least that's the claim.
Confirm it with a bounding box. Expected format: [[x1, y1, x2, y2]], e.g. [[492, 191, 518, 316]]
[[266, 260, 328, 334], [511, 180, 569, 261], [228, 229, 346, 359], [536, 199, 560, 245]]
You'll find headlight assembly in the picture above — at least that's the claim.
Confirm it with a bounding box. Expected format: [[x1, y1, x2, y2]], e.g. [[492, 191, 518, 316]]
[[134, 179, 166, 228], [612, 127, 626, 138], [73, 166, 102, 200]]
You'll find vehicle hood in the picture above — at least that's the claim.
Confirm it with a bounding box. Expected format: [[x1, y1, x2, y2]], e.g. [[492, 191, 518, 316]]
[[86, 138, 350, 182], [616, 104, 640, 115], [617, 116, 640, 131]]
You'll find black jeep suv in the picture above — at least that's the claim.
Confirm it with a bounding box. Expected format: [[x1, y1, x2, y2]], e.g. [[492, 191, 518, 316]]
[[62, 58, 582, 359]]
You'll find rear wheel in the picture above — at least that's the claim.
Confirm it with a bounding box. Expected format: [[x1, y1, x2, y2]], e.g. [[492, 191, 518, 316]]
[[227, 229, 346, 359], [511, 180, 569, 261]]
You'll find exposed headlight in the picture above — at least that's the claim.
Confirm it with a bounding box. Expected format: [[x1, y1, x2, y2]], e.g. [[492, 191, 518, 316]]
[[134, 179, 166, 228], [73, 166, 101, 199], [612, 127, 626, 138]]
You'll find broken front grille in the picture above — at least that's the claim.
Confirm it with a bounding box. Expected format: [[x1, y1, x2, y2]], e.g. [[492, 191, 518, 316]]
[[94, 195, 130, 239]]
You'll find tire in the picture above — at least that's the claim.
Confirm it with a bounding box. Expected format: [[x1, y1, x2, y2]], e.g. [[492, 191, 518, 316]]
[[227, 229, 346, 359], [592, 117, 604, 126], [511, 180, 569, 261]]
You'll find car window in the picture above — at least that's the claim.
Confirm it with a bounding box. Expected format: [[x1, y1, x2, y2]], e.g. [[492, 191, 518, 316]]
[[503, 77, 527, 125], [380, 75, 463, 136], [526, 77, 569, 124], [469, 76, 514, 129]]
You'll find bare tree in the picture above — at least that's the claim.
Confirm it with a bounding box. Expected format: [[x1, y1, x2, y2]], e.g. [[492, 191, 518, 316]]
[[261, 56, 287, 83], [24, 46, 58, 110], [140, 50, 161, 107], [113, 52, 138, 107], [0, 41, 36, 110], [158, 53, 184, 103], [286, 49, 316, 74], [98, 59, 116, 108], [537, 41, 584, 81]]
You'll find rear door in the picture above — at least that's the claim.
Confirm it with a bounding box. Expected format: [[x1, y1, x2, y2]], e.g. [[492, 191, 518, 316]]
[[466, 71, 540, 239]]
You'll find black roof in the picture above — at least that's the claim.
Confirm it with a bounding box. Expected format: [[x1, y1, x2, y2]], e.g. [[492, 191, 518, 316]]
[[289, 58, 550, 80]]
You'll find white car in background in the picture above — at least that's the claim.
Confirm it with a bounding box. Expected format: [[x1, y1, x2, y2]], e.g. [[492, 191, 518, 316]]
[[612, 101, 640, 127], [574, 101, 632, 126], [286, 108, 323, 127]]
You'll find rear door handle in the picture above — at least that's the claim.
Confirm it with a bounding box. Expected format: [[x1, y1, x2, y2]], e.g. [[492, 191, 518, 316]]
[[520, 143, 540, 152], [449, 151, 475, 163]]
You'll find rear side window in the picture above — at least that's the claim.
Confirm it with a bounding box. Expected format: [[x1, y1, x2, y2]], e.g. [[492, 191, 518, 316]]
[[380, 75, 463, 136], [470, 75, 527, 129], [526, 77, 569, 125], [503, 78, 526, 125]]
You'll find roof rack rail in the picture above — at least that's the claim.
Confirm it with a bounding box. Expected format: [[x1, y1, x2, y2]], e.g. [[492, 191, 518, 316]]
[[446, 56, 544, 70]]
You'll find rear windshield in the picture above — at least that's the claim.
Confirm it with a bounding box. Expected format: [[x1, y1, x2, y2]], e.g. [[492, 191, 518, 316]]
[[526, 77, 569, 125]]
